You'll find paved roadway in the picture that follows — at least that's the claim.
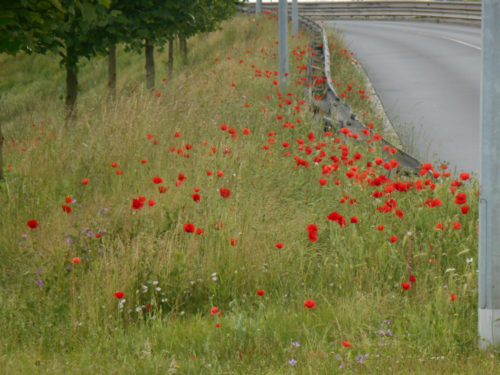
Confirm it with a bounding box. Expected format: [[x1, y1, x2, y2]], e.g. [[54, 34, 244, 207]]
[[323, 21, 481, 173]]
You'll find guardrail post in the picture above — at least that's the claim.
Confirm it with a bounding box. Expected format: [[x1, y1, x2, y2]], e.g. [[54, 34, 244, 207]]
[[278, 0, 289, 89], [256, 0, 261, 14], [292, 0, 299, 37], [479, 0, 500, 349]]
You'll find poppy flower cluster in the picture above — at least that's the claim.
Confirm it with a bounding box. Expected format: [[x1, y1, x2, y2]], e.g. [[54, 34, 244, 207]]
[[306, 224, 318, 242]]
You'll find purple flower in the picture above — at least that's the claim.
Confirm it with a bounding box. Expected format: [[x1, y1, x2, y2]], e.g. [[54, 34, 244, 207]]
[[36, 268, 42, 275], [288, 359, 297, 366], [292, 341, 300, 347], [36, 279, 43, 288]]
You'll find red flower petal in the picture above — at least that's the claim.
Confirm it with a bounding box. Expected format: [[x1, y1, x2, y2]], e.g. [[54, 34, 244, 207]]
[[114, 291, 124, 299], [304, 299, 316, 308]]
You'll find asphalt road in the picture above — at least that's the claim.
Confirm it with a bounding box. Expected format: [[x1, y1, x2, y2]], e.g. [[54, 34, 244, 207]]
[[323, 21, 481, 173]]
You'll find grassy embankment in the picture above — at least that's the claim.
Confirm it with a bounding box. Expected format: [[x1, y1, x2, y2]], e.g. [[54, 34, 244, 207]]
[[0, 12, 495, 374]]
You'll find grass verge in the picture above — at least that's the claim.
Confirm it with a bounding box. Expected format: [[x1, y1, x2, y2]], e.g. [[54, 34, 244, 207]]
[[0, 12, 493, 374]]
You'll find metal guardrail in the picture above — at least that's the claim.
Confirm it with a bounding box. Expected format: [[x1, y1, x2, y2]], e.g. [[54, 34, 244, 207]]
[[313, 24, 422, 173], [243, 1, 481, 27]]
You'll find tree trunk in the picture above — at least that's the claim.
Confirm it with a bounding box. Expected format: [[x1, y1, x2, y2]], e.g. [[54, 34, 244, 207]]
[[179, 36, 188, 66], [0, 124, 4, 181], [108, 44, 116, 99], [65, 61, 78, 123], [168, 38, 174, 77], [145, 41, 155, 90]]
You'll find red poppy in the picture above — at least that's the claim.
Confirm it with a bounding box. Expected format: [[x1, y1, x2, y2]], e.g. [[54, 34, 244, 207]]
[[81, 178, 89, 185], [455, 193, 467, 205], [27, 220, 38, 229], [116, 169, 123, 175], [377, 225, 384, 231], [461, 205, 469, 214], [110, 162, 118, 168], [435, 222, 444, 230], [318, 179, 327, 186], [174, 131, 181, 138], [409, 274, 416, 283], [401, 282, 410, 290], [148, 200, 156, 207], [451, 293, 457, 302], [141, 159, 147, 164], [341, 340, 352, 347], [196, 228, 204, 235], [65, 197, 72, 203], [114, 291, 124, 299], [350, 216, 359, 224], [210, 306, 218, 315], [152, 176, 163, 184], [230, 238, 237, 246], [243, 128, 251, 135], [220, 188, 231, 198], [217, 171, 224, 178], [327, 212, 346, 227], [452, 222, 461, 230], [460, 172, 470, 181], [308, 231, 318, 242], [304, 299, 316, 308], [178, 173, 187, 182], [206, 170, 213, 176], [256, 290, 265, 296], [216, 323, 221, 328], [184, 223, 195, 233], [390, 235, 398, 243], [395, 209, 404, 219], [72, 257, 81, 264], [62, 205, 72, 214], [192, 193, 201, 202], [131, 198, 144, 210], [306, 224, 318, 233], [158, 186, 167, 193], [275, 242, 283, 249]]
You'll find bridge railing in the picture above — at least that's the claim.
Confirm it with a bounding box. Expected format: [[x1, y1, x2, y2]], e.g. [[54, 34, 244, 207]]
[[241, 1, 481, 27]]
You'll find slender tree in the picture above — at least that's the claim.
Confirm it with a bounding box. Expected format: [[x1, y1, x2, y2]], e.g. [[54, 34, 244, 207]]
[[1, 1, 112, 121], [0, 124, 4, 181]]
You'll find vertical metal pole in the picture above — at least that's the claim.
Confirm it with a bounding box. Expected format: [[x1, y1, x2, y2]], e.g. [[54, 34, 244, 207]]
[[256, 0, 261, 14], [292, 0, 299, 37], [278, 0, 289, 90], [479, 0, 500, 349]]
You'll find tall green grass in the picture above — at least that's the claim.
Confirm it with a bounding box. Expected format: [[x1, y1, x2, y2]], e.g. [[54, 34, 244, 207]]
[[0, 12, 494, 374]]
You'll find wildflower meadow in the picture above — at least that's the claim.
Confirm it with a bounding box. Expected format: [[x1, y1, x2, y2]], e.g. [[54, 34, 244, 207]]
[[0, 11, 497, 374]]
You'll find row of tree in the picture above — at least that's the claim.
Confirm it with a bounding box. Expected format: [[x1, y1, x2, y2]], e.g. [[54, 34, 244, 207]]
[[0, 0, 239, 122]]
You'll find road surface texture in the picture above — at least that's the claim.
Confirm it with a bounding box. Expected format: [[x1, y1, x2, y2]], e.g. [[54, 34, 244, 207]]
[[324, 20, 481, 173]]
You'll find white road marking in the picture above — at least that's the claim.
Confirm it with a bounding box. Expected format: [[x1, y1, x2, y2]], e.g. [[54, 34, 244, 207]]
[[440, 36, 481, 51]]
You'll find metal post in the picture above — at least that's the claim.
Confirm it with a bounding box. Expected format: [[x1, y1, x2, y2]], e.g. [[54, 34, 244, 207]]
[[479, 0, 500, 349], [292, 0, 298, 37], [256, 0, 261, 14], [278, 0, 289, 89]]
